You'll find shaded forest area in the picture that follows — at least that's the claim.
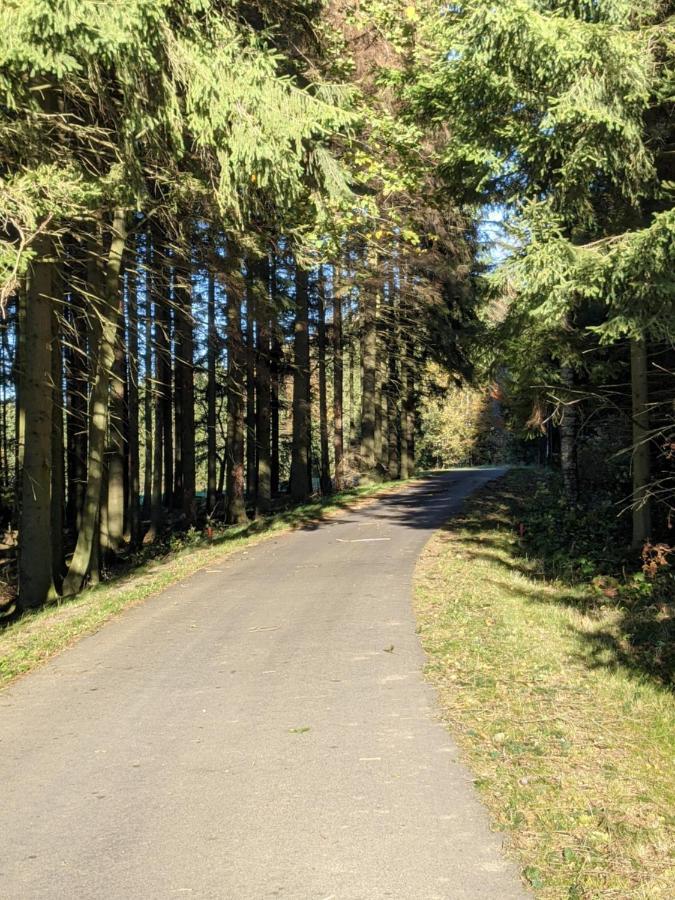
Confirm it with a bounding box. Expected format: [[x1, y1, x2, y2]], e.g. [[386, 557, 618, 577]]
[[1, 1, 673, 618]]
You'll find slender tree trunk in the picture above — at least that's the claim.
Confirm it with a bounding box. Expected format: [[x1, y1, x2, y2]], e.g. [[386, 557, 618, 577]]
[[270, 252, 281, 496], [306, 279, 314, 494], [290, 264, 312, 502], [386, 298, 400, 480], [206, 269, 217, 516], [245, 265, 257, 500], [66, 246, 89, 534], [377, 285, 392, 475], [181, 270, 197, 525], [387, 382, 399, 479], [559, 365, 579, 503], [176, 253, 196, 525], [51, 301, 65, 588], [348, 335, 357, 452], [373, 298, 384, 472], [122, 327, 130, 537], [174, 309, 184, 510], [142, 230, 153, 527], [126, 252, 141, 548], [271, 328, 281, 497], [15, 287, 26, 520], [160, 272, 173, 509], [225, 257, 248, 525], [332, 267, 345, 491], [317, 268, 332, 495], [402, 387, 415, 478], [405, 364, 416, 474], [217, 453, 226, 502], [374, 358, 386, 473], [18, 233, 55, 608], [399, 298, 415, 479], [62, 208, 127, 596], [399, 377, 411, 478], [630, 336, 651, 549], [148, 270, 166, 542], [255, 255, 272, 516], [360, 282, 377, 476], [102, 289, 126, 553]]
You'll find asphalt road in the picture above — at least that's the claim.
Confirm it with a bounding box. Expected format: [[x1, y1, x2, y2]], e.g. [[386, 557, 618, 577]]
[[0, 467, 528, 899]]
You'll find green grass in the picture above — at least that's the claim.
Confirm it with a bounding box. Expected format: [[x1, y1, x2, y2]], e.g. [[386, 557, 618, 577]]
[[414, 469, 675, 899], [0, 477, 414, 689]]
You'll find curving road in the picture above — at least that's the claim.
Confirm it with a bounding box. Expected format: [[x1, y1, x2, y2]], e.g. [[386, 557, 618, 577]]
[[0, 468, 527, 899]]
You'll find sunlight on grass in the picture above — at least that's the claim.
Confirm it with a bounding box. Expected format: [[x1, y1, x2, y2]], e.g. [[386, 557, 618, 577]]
[[414, 472, 675, 899]]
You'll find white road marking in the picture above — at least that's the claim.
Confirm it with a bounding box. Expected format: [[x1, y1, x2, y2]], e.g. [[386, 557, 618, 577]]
[[336, 538, 391, 543]]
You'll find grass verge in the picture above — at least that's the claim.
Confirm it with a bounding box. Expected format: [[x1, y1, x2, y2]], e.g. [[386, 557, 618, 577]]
[[414, 469, 675, 899], [0, 477, 413, 690]]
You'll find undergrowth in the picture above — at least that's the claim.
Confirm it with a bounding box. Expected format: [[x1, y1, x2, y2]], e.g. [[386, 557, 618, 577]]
[[518, 471, 673, 686]]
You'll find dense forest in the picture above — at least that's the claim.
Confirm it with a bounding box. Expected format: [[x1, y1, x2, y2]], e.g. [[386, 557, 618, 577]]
[[0, 0, 673, 615]]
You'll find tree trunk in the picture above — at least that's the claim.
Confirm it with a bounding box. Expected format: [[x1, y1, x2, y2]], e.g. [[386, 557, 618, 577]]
[[271, 330, 281, 498], [65, 245, 88, 535], [225, 256, 248, 525], [387, 382, 399, 479], [378, 285, 394, 476], [217, 453, 226, 503], [348, 335, 357, 452], [387, 302, 400, 480], [290, 264, 312, 502], [359, 284, 377, 476], [148, 291, 165, 542], [51, 301, 65, 588], [176, 253, 196, 525], [559, 365, 579, 503], [160, 269, 173, 508], [317, 267, 332, 495], [206, 269, 218, 516], [102, 289, 126, 554], [142, 229, 153, 527], [270, 254, 281, 496], [18, 233, 55, 608], [405, 364, 416, 474], [85, 240, 104, 587], [373, 306, 384, 473], [399, 300, 415, 479], [374, 354, 387, 474], [15, 286, 26, 521], [332, 266, 345, 491], [255, 255, 272, 516], [174, 306, 184, 510], [62, 208, 127, 596], [126, 252, 141, 548], [630, 336, 651, 549], [245, 265, 257, 501]]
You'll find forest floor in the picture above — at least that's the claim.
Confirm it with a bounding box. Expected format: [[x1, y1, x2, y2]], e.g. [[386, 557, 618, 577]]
[[0, 476, 427, 690], [414, 469, 675, 899]]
